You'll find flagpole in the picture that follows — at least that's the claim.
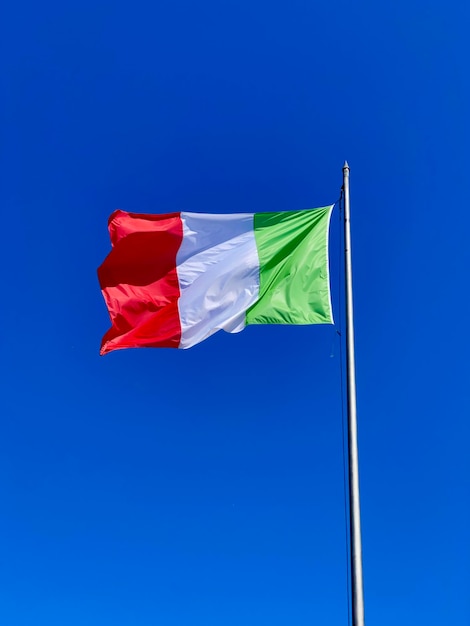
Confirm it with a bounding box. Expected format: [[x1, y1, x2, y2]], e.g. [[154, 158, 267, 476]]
[[342, 161, 365, 626]]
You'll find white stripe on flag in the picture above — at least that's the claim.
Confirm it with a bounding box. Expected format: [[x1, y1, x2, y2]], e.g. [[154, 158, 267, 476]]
[[176, 212, 260, 349]]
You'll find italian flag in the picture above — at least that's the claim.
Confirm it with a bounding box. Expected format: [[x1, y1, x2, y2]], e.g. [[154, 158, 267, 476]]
[[98, 206, 334, 354]]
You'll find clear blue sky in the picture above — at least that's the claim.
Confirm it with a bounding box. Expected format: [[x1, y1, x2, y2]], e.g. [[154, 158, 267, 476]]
[[2, 1, 469, 624]]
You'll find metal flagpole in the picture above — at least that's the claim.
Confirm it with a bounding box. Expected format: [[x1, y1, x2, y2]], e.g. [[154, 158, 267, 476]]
[[342, 161, 365, 626]]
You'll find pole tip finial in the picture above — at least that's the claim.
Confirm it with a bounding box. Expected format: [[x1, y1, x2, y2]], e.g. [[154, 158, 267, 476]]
[[343, 160, 349, 170]]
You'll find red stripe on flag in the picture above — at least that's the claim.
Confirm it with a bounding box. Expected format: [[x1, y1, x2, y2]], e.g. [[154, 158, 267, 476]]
[[98, 211, 183, 354]]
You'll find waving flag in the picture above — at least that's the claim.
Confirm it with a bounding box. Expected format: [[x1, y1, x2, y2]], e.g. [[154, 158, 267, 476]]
[[98, 206, 333, 354]]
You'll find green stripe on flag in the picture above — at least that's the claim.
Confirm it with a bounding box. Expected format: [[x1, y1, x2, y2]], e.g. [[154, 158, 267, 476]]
[[246, 206, 334, 326]]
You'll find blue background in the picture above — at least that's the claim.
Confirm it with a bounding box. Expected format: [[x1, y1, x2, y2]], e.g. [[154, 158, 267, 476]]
[[2, 1, 469, 624]]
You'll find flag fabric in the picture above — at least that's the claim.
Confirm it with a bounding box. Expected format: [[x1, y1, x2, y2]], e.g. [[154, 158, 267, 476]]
[[98, 206, 334, 354]]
